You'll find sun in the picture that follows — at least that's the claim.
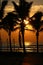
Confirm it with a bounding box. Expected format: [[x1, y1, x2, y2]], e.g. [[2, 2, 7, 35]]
[[24, 20, 29, 24], [25, 42, 31, 46], [24, 20, 33, 30]]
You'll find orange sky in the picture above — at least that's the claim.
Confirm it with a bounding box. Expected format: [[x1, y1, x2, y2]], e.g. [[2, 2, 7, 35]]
[[0, 4, 43, 45], [0, 28, 43, 45]]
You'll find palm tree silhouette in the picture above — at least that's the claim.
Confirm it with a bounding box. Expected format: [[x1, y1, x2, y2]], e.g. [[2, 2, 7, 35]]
[[2, 12, 19, 52], [0, 22, 2, 51], [0, 0, 8, 51], [29, 11, 43, 53], [12, 0, 33, 53]]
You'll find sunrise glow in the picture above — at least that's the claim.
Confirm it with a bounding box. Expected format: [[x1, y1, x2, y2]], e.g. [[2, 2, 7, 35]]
[[26, 25, 33, 30], [24, 20, 29, 24], [0, 0, 43, 52], [25, 42, 31, 46], [1, 4, 43, 43]]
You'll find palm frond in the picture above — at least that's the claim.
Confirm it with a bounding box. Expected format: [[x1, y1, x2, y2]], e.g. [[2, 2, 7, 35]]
[[40, 28, 43, 32], [12, 1, 19, 12], [1, 0, 8, 10], [0, 0, 8, 19], [25, 28, 35, 32], [0, 22, 2, 29], [3, 26, 8, 32], [2, 12, 18, 26], [31, 11, 43, 19], [41, 20, 43, 26], [11, 27, 20, 31], [12, 0, 33, 19], [29, 11, 43, 30]]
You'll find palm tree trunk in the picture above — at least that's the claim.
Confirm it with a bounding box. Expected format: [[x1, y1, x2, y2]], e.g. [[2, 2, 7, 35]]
[[7, 39, 9, 51], [13, 39, 15, 51], [36, 30, 39, 53], [22, 31, 26, 53], [9, 30, 12, 52], [21, 19, 26, 53], [19, 31, 22, 48], [0, 30, 2, 51]]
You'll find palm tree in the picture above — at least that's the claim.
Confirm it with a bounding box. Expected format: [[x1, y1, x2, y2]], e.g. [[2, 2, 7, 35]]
[[29, 11, 43, 53], [2, 12, 19, 52], [0, 0, 8, 51], [0, 22, 2, 51], [12, 0, 33, 53]]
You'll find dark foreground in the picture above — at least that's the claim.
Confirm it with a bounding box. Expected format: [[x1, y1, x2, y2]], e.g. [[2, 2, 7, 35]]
[[0, 52, 43, 65]]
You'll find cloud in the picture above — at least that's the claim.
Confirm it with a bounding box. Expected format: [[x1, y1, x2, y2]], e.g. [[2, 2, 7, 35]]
[[1, 0, 43, 5], [26, 0, 43, 5], [3, 4, 43, 18], [30, 5, 43, 17]]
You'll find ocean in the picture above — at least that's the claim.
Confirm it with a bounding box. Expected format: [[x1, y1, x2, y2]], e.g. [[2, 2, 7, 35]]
[[0, 42, 43, 52]]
